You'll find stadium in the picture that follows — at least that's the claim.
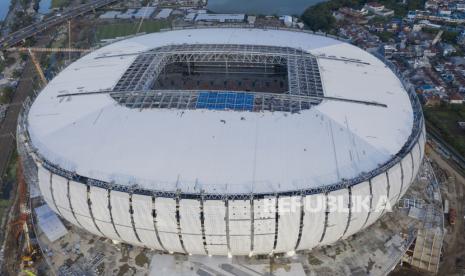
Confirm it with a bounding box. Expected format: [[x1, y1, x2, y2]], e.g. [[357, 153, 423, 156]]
[[23, 28, 425, 256]]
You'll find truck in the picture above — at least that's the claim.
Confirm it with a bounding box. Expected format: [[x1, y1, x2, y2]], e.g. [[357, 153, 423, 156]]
[[449, 208, 457, 225]]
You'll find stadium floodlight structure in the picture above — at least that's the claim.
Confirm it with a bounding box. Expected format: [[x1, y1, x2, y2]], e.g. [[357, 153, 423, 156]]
[[24, 28, 425, 256]]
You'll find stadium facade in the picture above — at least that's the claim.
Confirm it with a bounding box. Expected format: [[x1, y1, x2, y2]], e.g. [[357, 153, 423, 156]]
[[23, 28, 425, 256]]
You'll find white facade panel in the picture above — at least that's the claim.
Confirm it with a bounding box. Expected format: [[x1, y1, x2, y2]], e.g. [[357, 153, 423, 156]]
[[401, 153, 414, 198], [419, 127, 426, 160], [343, 181, 370, 238], [132, 194, 162, 249], [253, 197, 275, 254], [37, 165, 58, 213], [412, 141, 421, 182], [364, 173, 388, 228], [68, 181, 101, 236], [155, 197, 183, 253], [203, 200, 227, 255], [207, 245, 228, 255], [275, 196, 300, 252], [89, 187, 119, 240], [321, 189, 349, 245], [229, 200, 251, 255], [110, 191, 141, 246], [50, 174, 78, 226], [297, 194, 326, 250], [179, 199, 204, 254], [387, 163, 403, 205]]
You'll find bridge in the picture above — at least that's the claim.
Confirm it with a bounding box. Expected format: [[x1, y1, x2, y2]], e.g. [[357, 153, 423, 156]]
[[0, 0, 117, 51]]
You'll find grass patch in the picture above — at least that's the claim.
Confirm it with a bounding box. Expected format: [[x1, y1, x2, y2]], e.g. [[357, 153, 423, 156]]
[[308, 254, 323, 265], [0, 151, 16, 233], [51, 0, 71, 8], [0, 199, 11, 224], [95, 21, 169, 41], [424, 104, 465, 155]]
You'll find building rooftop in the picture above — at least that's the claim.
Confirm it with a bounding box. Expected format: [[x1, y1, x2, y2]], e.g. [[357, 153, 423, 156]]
[[195, 13, 246, 22], [35, 204, 68, 242]]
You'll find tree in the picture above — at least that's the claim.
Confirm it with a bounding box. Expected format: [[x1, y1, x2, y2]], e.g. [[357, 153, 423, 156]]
[[301, 3, 336, 32], [0, 86, 14, 104], [12, 69, 22, 79]]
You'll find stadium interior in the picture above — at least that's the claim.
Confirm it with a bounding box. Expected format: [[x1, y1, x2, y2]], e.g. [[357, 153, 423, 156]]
[[154, 61, 289, 93]]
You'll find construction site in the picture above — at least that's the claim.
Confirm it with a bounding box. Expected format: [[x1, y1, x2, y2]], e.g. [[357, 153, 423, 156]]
[[0, 2, 464, 275], [12, 130, 448, 275], [5, 27, 449, 274]]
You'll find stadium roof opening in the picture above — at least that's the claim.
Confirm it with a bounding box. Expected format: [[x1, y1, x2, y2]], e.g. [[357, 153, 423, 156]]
[[110, 44, 324, 112]]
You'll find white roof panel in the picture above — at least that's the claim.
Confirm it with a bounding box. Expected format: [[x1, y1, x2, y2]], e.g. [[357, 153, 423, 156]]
[[27, 28, 414, 194]]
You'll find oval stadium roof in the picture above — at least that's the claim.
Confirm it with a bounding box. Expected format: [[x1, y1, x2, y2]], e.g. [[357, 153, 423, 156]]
[[27, 28, 414, 195]]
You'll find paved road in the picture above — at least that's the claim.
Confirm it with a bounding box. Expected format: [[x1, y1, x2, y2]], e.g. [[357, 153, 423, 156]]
[[0, 0, 117, 51]]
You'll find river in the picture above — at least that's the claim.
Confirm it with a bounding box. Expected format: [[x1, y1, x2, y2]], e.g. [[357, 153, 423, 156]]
[[207, 0, 324, 16], [39, 0, 51, 14], [0, 0, 11, 21]]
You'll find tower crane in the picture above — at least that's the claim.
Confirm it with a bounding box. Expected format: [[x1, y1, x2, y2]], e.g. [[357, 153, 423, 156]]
[[6, 47, 92, 87]]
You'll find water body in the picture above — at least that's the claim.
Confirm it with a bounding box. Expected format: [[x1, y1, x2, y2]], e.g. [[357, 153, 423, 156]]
[[207, 0, 324, 16], [39, 0, 51, 14], [0, 0, 12, 21]]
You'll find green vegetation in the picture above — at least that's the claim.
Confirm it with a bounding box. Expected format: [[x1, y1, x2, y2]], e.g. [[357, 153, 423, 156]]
[[301, 0, 426, 31], [11, 11, 34, 32], [423, 28, 459, 44], [424, 104, 465, 156], [5, 56, 16, 67], [377, 31, 395, 42], [442, 30, 460, 44], [95, 21, 169, 41], [301, 2, 338, 32], [0, 152, 17, 226], [381, 0, 425, 17], [0, 199, 10, 225], [0, 86, 14, 104], [51, 0, 70, 8], [11, 69, 22, 79]]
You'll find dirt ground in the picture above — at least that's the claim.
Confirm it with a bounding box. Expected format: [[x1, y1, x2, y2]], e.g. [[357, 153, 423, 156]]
[[430, 150, 465, 276]]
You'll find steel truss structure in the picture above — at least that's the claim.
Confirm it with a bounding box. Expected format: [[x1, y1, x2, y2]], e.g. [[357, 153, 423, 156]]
[[112, 44, 324, 111], [111, 90, 320, 113]]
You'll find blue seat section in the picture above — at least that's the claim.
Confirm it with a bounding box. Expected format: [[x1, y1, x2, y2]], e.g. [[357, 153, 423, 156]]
[[196, 92, 254, 111]]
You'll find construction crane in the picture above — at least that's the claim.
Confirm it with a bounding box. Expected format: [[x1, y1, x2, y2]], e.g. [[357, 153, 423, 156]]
[[432, 30, 443, 46], [136, 2, 150, 34], [6, 46, 92, 87], [27, 49, 48, 86], [10, 159, 38, 273]]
